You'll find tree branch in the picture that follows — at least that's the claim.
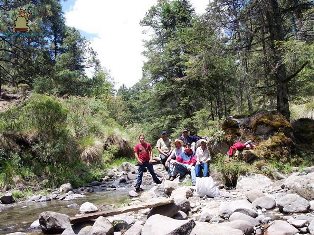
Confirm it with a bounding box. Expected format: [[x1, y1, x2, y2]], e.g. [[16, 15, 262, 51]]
[[284, 61, 309, 82]]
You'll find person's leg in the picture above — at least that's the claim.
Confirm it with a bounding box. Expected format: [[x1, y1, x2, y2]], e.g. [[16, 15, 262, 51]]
[[176, 163, 189, 178], [135, 164, 144, 189], [203, 162, 209, 177], [195, 163, 201, 177], [190, 166, 196, 186], [146, 162, 162, 184]]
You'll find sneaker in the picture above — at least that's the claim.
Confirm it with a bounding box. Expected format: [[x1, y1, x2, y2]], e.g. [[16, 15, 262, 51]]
[[169, 176, 175, 181], [135, 187, 144, 192]]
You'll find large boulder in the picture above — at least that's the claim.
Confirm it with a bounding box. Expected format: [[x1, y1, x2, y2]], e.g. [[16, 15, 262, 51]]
[[61, 227, 76, 235], [142, 214, 195, 235], [103, 134, 134, 159], [79, 202, 98, 214], [39, 211, 71, 234], [147, 202, 179, 218], [164, 180, 179, 196], [222, 220, 254, 235], [308, 219, 314, 234], [277, 194, 310, 213], [59, 183, 73, 193], [229, 212, 259, 226], [0, 193, 15, 204], [245, 189, 265, 203], [174, 197, 191, 214], [219, 199, 257, 219], [124, 221, 143, 235], [89, 216, 114, 235], [252, 196, 276, 210], [284, 172, 314, 200], [190, 222, 244, 235], [237, 174, 272, 191], [118, 162, 136, 173], [265, 220, 298, 235], [171, 186, 194, 199]]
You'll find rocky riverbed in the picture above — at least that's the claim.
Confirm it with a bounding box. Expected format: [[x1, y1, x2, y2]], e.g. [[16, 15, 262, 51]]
[[2, 162, 314, 235]]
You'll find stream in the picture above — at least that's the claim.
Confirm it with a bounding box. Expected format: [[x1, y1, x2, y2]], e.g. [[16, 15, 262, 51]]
[[0, 189, 130, 234]]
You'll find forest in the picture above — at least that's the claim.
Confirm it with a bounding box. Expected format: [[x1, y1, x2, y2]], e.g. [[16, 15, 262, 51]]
[[0, 0, 313, 190]]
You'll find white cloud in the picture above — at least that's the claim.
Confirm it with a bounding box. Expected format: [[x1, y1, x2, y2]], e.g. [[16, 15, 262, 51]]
[[65, 0, 209, 88]]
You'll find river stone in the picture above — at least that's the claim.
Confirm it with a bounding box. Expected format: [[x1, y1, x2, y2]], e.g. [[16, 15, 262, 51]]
[[124, 221, 143, 235], [147, 202, 179, 218], [77, 225, 92, 235], [61, 227, 76, 235], [0, 193, 15, 204], [284, 172, 314, 200], [6, 233, 27, 235], [142, 214, 195, 235], [287, 218, 307, 228], [39, 211, 71, 234], [79, 202, 98, 214], [237, 174, 272, 191], [219, 199, 257, 219], [277, 193, 310, 213], [309, 220, 314, 234], [30, 219, 40, 229], [171, 186, 194, 199], [265, 220, 298, 235], [118, 162, 136, 173], [107, 215, 135, 231], [222, 220, 254, 235], [128, 190, 139, 197], [190, 222, 244, 235], [164, 180, 179, 196], [229, 212, 259, 226], [252, 196, 276, 210], [59, 183, 73, 193], [64, 194, 85, 201], [174, 197, 191, 213], [90, 216, 114, 235], [245, 190, 265, 203], [174, 211, 188, 220], [127, 172, 137, 180]]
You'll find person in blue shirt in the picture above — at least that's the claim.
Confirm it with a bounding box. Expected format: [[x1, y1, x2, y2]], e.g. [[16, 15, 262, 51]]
[[179, 128, 200, 152]]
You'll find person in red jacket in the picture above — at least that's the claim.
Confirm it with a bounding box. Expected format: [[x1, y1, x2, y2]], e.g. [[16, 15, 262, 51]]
[[134, 134, 162, 192], [227, 140, 255, 158]]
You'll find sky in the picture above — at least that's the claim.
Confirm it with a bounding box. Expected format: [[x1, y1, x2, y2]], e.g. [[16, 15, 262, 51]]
[[63, 0, 209, 88]]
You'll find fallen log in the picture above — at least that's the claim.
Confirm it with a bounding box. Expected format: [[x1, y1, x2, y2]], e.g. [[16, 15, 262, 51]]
[[70, 197, 173, 224]]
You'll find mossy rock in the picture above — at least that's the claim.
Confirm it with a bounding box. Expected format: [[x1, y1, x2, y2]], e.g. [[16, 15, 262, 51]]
[[103, 134, 134, 159], [292, 118, 314, 149]]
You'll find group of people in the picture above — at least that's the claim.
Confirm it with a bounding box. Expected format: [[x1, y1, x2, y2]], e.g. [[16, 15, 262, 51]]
[[133, 129, 211, 192]]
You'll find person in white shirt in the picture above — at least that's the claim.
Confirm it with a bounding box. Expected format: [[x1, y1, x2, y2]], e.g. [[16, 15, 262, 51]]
[[195, 139, 211, 177], [156, 131, 172, 166], [165, 139, 184, 180]]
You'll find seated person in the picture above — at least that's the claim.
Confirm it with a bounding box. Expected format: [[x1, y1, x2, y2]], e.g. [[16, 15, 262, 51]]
[[179, 128, 200, 152], [227, 140, 255, 159], [169, 143, 197, 186], [195, 139, 211, 177], [165, 139, 184, 177], [156, 130, 172, 166]]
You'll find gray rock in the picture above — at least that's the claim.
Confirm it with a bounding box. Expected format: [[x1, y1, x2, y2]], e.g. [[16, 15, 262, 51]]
[[61, 227, 76, 235], [245, 189, 265, 203], [124, 221, 143, 235], [294, 215, 314, 223], [171, 186, 194, 199], [148, 202, 179, 218], [0, 193, 15, 204], [63, 193, 85, 201], [80, 202, 98, 213], [77, 225, 92, 235], [219, 199, 257, 219], [59, 183, 73, 193], [30, 219, 40, 229], [287, 218, 307, 228], [127, 172, 137, 180], [107, 215, 135, 231], [277, 194, 310, 213], [174, 197, 191, 213], [39, 211, 71, 234], [6, 233, 27, 235], [229, 212, 259, 226], [266, 220, 298, 235], [222, 220, 254, 235], [174, 211, 188, 220], [118, 162, 136, 173], [310, 200, 314, 211], [118, 176, 127, 184], [190, 222, 244, 235], [142, 214, 195, 235], [309, 220, 314, 234], [90, 216, 114, 235], [252, 196, 276, 210], [128, 190, 139, 197], [237, 174, 272, 191], [198, 211, 214, 222], [164, 180, 179, 196], [284, 172, 314, 200], [28, 195, 42, 202]]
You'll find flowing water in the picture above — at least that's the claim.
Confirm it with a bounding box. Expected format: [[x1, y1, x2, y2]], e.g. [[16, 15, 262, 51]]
[[0, 189, 130, 234]]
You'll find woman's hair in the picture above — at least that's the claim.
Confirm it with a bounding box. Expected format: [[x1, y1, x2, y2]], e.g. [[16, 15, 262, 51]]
[[138, 134, 145, 139]]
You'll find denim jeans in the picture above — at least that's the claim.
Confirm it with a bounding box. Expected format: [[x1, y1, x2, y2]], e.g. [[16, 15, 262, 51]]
[[172, 163, 196, 185], [195, 162, 209, 177], [135, 162, 161, 188]]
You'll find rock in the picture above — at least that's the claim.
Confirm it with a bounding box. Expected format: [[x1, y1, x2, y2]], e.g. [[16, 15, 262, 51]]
[[142, 214, 195, 235], [124, 221, 143, 235], [284, 172, 314, 200], [198, 211, 214, 222], [277, 193, 310, 213], [229, 212, 259, 226], [30, 219, 40, 229], [245, 190, 265, 203], [222, 220, 254, 235], [147, 202, 179, 218], [252, 196, 276, 210], [265, 220, 298, 235], [190, 222, 244, 235], [164, 180, 179, 196], [61, 227, 76, 235], [128, 190, 139, 197], [287, 218, 307, 228], [63, 193, 85, 201], [219, 199, 257, 219], [59, 183, 73, 193], [28, 195, 42, 202], [118, 162, 136, 173], [107, 215, 135, 231], [89, 216, 114, 235], [0, 193, 15, 204], [77, 225, 92, 235], [171, 186, 194, 199], [309, 220, 314, 234], [127, 172, 137, 180], [107, 170, 116, 178], [174, 197, 191, 213], [174, 211, 188, 220], [118, 176, 127, 184], [237, 174, 272, 191], [39, 211, 71, 234], [6, 233, 27, 235], [310, 200, 314, 211], [80, 202, 98, 214], [89, 181, 102, 186]]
